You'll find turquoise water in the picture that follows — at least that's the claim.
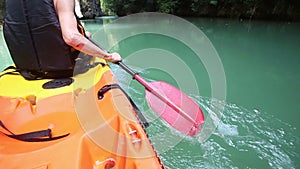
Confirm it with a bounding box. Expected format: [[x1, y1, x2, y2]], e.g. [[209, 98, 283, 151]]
[[1, 17, 299, 168], [0, 30, 12, 68]]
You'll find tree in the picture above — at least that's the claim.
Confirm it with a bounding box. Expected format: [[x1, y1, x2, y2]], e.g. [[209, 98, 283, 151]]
[[0, 0, 5, 24]]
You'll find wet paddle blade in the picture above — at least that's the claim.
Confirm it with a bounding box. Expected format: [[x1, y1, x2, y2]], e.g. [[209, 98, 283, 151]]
[[116, 61, 205, 136], [145, 81, 205, 136]]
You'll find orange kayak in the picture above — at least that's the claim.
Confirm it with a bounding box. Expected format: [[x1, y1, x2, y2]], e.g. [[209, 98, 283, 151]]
[[0, 60, 165, 169]]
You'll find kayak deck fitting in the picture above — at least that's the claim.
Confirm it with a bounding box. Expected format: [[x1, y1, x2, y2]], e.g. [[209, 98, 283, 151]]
[[0, 60, 165, 169]]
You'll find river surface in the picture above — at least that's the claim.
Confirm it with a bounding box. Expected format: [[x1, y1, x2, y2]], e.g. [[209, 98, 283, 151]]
[[1, 15, 299, 168]]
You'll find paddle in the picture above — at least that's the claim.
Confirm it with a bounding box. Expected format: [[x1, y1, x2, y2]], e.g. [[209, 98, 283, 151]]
[[116, 62, 204, 136], [88, 38, 204, 136]]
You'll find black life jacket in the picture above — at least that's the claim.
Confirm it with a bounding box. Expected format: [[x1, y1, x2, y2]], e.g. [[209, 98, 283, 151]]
[[3, 0, 84, 79]]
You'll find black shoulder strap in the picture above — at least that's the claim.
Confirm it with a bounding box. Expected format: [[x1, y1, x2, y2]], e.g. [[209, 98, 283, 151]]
[[0, 120, 69, 142], [75, 13, 86, 37], [0, 66, 41, 80]]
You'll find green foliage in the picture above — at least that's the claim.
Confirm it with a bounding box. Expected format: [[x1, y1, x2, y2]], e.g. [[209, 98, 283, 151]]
[[0, 0, 298, 22], [156, 0, 178, 13], [0, 0, 5, 24], [101, 0, 147, 16], [100, 0, 300, 20], [101, 0, 116, 15]]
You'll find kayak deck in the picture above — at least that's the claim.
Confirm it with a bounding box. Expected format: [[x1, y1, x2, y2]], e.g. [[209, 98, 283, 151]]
[[0, 63, 165, 168]]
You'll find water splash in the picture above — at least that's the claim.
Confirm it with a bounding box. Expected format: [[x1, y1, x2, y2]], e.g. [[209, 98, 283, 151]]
[[112, 66, 299, 168], [162, 96, 299, 168]]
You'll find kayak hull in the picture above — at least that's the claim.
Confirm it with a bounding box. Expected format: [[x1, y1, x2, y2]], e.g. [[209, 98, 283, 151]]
[[0, 63, 164, 169]]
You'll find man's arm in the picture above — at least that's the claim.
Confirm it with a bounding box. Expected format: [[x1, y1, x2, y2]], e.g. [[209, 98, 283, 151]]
[[54, 0, 121, 62]]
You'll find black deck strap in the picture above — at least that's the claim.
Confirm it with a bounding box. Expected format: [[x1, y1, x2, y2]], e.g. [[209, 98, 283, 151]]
[[98, 84, 150, 128], [90, 61, 108, 68], [0, 120, 70, 142], [97, 84, 121, 100], [73, 55, 108, 75], [0, 71, 19, 78], [0, 66, 20, 78], [2, 65, 18, 71]]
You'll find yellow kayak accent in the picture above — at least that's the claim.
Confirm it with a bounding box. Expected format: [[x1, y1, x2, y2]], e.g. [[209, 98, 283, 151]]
[[0, 59, 110, 99]]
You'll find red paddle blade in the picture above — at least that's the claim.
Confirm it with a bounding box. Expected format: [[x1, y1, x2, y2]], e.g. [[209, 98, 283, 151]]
[[145, 81, 205, 136]]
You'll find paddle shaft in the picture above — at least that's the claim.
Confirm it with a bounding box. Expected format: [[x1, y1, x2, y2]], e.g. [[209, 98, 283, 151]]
[[87, 37, 198, 127], [117, 62, 197, 126]]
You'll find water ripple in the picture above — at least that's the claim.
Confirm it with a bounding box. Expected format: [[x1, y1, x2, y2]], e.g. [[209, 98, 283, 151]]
[[112, 66, 299, 168], [155, 96, 299, 168]]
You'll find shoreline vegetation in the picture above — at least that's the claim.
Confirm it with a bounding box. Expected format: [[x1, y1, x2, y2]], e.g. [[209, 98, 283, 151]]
[[100, 0, 300, 22], [1, 0, 300, 26]]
